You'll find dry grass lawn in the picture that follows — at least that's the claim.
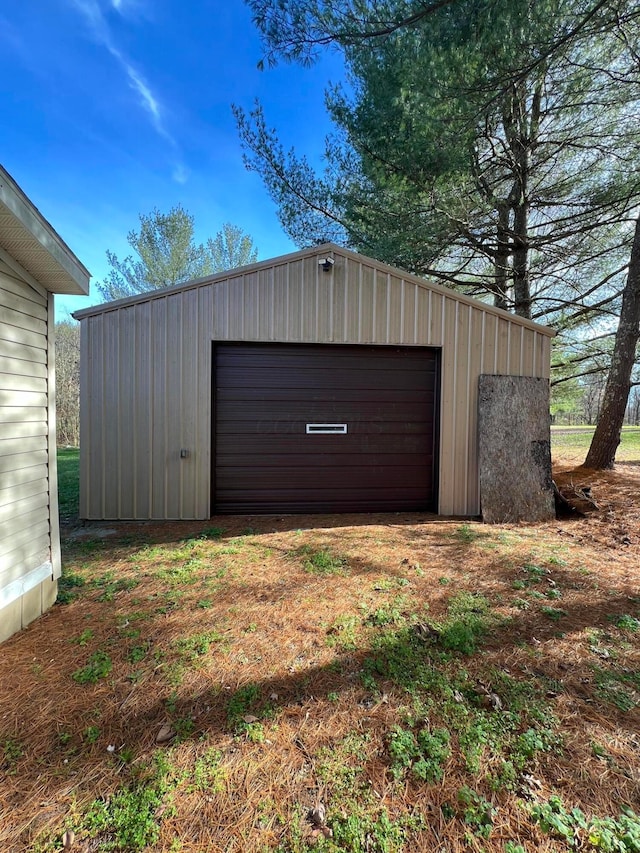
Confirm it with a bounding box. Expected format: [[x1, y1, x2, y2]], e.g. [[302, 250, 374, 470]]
[[0, 461, 639, 852]]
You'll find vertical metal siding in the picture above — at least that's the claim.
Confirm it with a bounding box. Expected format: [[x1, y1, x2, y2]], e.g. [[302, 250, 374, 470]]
[[118, 307, 136, 518], [78, 250, 553, 520]]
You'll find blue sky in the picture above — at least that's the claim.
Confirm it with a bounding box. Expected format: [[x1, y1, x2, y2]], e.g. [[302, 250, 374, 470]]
[[0, 0, 343, 319]]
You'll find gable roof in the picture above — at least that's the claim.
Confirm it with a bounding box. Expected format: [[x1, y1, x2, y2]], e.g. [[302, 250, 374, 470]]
[[0, 165, 90, 295], [73, 242, 554, 336]]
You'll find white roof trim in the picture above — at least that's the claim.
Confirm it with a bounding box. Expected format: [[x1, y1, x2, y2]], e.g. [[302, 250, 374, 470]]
[[0, 165, 90, 295]]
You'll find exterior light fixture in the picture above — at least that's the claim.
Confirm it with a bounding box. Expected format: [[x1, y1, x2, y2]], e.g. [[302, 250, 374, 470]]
[[318, 257, 335, 272]]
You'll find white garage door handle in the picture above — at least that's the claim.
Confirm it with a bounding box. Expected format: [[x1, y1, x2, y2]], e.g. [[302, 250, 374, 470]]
[[306, 423, 348, 434]]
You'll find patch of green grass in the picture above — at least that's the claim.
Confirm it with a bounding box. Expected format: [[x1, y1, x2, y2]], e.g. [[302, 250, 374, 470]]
[[372, 577, 398, 592], [78, 752, 178, 851], [57, 570, 86, 604], [227, 682, 262, 731], [72, 650, 113, 684], [531, 795, 640, 851], [437, 592, 494, 655], [57, 447, 79, 519], [154, 561, 201, 586], [388, 725, 451, 782], [293, 731, 423, 852], [0, 737, 24, 772], [187, 748, 226, 793], [364, 596, 408, 627], [614, 614, 640, 632], [87, 572, 138, 601], [70, 629, 94, 646], [458, 786, 496, 838], [453, 523, 482, 544], [246, 722, 266, 743], [326, 614, 359, 651], [363, 617, 562, 786], [126, 643, 150, 664], [329, 808, 415, 853], [541, 606, 568, 621], [84, 726, 101, 744], [172, 631, 224, 663], [592, 668, 640, 711], [197, 526, 225, 540], [298, 545, 348, 575]]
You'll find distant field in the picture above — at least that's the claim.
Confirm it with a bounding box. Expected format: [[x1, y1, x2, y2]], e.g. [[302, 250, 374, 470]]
[[551, 425, 640, 463]]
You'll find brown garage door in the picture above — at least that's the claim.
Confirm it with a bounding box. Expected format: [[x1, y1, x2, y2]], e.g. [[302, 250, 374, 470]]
[[213, 343, 439, 514]]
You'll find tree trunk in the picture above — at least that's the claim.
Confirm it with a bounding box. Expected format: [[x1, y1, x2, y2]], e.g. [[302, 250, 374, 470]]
[[494, 203, 511, 311], [512, 199, 531, 319], [584, 212, 640, 469], [502, 80, 537, 321]]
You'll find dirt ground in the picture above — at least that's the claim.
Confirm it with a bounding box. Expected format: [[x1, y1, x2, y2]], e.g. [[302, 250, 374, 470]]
[[0, 461, 638, 852]]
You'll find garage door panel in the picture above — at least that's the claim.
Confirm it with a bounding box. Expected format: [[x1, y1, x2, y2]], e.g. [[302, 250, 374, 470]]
[[217, 466, 429, 490], [217, 420, 433, 442], [214, 343, 439, 513], [219, 367, 435, 392], [216, 488, 433, 513], [217, 386, 437, 404], [217, 450, 431, 468], [216, 349, 437, 373], [217, 434, 433, 455], [216, 401, 434, 422]]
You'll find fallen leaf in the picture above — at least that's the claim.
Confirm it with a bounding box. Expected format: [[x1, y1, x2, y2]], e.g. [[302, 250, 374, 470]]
[[156, 723, 176, 744], [489, 692, 503, 711], [307, 803, 326, 827], [413, 622, 440, 642]]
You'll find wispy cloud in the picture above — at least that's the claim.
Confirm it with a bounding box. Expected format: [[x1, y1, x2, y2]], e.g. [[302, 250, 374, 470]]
[[126, 66, 160, 121], [69, 0, 174, 144], [110, 0, 147, 15], [172, 163, 189, 185]]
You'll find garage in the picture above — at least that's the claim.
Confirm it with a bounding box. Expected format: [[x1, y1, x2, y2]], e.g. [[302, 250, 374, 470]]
[[74, 242, 554, 520], [214, 343, 439, 513]]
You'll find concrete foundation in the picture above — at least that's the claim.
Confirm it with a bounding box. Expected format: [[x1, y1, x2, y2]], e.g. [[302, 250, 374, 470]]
[[0, 578, 58, 644]]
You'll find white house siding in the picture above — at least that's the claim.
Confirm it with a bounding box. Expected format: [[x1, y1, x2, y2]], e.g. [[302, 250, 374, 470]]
[[78, 246, 553, 521], [0, 267, 57, 642]]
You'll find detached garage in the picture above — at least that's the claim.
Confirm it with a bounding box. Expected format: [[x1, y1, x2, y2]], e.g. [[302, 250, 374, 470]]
[[1, 166, 89, 642], [74, 244, 554, 520]]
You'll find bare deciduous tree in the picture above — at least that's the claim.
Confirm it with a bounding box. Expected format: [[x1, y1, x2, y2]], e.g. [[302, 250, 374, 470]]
[[55, 320, 80, 447]]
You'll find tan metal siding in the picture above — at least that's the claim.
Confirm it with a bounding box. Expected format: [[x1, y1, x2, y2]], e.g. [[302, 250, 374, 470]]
[[0, 270, 53, 603], [78, 248, 554, 520], [118, 306, 136, 518]]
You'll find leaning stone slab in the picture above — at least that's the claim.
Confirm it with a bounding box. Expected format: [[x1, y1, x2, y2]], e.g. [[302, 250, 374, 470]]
[[478, 375, 555, 523]]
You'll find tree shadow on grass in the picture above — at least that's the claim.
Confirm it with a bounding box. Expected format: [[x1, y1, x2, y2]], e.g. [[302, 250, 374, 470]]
[[4, 515, 639, 849]]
